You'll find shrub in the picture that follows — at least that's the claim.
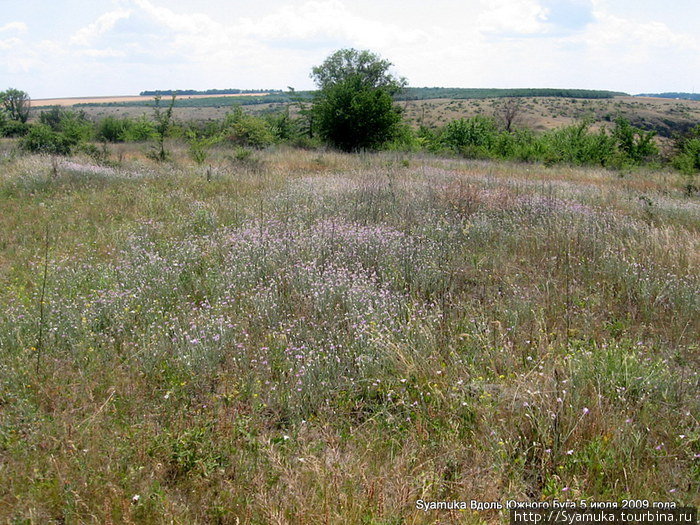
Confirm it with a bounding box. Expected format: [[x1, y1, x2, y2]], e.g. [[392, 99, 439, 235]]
[[1, 119, 31, 137], [96, 116, 131, 142], [223, 107, 274, 149], [612, 117, 657, 163], [441, 115, 498, 156], [542, 122, 616, 166], [122, 117, 156, 142], [672, 125, 700, 175], [20, 124, 74, 155], [39, 107, 94, 144], [265, 108, 298, 142]]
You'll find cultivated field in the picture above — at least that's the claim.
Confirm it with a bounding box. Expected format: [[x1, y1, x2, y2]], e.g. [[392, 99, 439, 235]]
[[32, 92, 270, 108], [0, 142, 698, 523]]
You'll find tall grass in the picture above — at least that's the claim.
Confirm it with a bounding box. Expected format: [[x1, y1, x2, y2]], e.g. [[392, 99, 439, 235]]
[[0, 145, 697, 523]]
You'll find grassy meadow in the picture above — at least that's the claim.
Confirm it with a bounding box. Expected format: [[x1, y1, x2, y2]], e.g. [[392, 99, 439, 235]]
[[0, 141, 698, 523]]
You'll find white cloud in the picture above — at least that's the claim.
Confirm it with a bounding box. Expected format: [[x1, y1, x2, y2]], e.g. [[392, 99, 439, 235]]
[[0, 21, 28, 34], [71, 9, 132, 46], [477, 0, 550, 35], [585, 11, 699, 51], [2, 0, 699, 97], [0, 37, 22, 51]]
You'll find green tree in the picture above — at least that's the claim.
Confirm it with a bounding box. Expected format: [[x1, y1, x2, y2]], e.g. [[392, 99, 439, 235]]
[[150, 94, 176, 161], [311, 49, 405, 151], [1, 88, 31, 123]]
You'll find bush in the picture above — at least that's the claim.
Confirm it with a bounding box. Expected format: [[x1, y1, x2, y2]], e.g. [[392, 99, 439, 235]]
[[122, 117, 156, 142], [97, 116, 131, 142], [1, 119, 31, 137], [542, 122, 615, 166], [20, 124, 74, 155], [39, 107, 94, 144], [672, 126, 700, 175], [612, 117, 657, 163], [441, 115, 498, 157], [223, 107, 274, 149]]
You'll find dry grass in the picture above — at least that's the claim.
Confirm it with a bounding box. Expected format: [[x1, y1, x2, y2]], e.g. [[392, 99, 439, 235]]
[[0, 143, 698, 523]]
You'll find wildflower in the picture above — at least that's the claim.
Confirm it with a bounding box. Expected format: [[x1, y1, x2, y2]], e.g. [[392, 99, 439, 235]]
[[132, 494, 140, 504], [566, 449, 574, 455], [582, 407, 590, 415]]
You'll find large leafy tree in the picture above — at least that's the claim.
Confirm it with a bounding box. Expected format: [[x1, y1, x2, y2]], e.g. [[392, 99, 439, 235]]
[[311, 49, 405, 151], [1, 88, 31, 123]]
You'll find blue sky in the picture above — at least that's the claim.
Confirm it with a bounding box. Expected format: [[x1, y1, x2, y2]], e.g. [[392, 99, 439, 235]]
[[1, 0, 699, 98]]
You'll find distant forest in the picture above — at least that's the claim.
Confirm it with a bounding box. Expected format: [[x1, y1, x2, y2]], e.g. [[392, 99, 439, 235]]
[[77, 87, 627, 108], [635, 92, 700, 101], [139, 88, 284, 96]]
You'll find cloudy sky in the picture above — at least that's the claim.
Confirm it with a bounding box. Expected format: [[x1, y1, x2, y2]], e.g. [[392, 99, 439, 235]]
[[1, 0, 699, 99]]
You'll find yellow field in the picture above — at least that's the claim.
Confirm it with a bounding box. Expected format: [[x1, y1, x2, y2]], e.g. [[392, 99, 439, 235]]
[[31, 92, 269, 107]]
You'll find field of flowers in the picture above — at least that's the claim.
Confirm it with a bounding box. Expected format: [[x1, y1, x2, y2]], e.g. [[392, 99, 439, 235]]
[[0, 143, 698, 523]]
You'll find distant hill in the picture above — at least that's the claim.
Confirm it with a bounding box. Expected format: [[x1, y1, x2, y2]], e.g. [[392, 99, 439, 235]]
[[636, 92, 700, 101], [398, 87, 627, 100]]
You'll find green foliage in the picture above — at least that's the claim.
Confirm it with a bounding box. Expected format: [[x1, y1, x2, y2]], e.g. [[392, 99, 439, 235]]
[[0, 88, 31, 123], [185, 129, 220, 165], [425, 116, 660, 169], [122, 116, 156, 142], [441, 115, 498, 156], [151, 424, 227, 478], [311, 48, 405, 95], [39, 107, 94, 144], [265, 107, 297, 142], [1, 119, 31, 137], [149, 94, 176, 162], [672, 125, 700, 175], [20, 124, 74, 155], [542, 122, 616, 166], [96, 116, 131, 142], [612, 117, 657, 163], [222, 106, 274, 148], [313, 76, 403, 152], [311, 49, 405, 151]]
